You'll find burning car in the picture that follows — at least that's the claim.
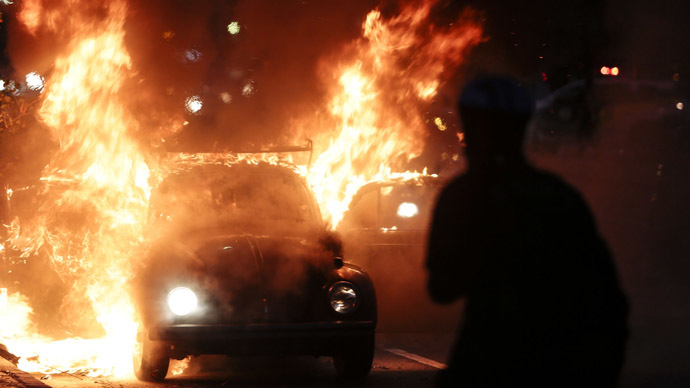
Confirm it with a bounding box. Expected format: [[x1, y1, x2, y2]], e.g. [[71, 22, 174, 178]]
[[132, 160, 376, 381], [338, 176, 460, 332]]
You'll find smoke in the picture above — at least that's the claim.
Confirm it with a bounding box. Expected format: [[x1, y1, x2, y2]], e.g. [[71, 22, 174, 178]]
[[146, 162, 324, 236], [121, 0, 380, 150], [132, 161, 341, 326], [2, 0, 384, 154], [338, 179, 461, 331]]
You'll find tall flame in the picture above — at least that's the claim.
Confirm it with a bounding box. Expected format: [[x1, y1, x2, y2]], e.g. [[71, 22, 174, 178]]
[[301, 2, 482, 227], [1, 0, 147, 377]]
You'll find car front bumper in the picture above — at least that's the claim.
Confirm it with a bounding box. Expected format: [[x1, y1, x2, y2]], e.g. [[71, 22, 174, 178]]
[[149, 321, 376, 358]]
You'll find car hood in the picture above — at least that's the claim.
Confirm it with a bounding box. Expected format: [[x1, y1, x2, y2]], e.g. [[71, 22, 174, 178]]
[[138, 232, 337, 324]]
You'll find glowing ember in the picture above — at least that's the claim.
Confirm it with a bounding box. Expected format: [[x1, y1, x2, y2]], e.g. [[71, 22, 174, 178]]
[[434, 117, 447, 131], [1, 0, 147, 377]]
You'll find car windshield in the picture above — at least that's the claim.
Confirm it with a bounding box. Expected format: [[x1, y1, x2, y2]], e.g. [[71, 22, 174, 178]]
[[150, 164, 319, 231]]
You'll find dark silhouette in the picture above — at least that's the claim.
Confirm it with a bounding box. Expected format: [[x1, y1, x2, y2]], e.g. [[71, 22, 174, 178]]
[[426, 76, 628, 387]]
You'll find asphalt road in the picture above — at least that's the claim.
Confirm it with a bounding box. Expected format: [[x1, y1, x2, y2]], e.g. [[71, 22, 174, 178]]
[[5, 325, 690, 388], [21, 332, 455, 388]]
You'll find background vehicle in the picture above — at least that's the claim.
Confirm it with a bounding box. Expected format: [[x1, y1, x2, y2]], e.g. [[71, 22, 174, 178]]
[[528, 77, 688, 151], [133, 162, 377, 381], [338, 177, 460, 332]]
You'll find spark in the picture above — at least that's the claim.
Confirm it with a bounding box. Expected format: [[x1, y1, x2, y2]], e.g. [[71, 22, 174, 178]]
[[433, 117, 447, 131], [677, 102, 684, 110]]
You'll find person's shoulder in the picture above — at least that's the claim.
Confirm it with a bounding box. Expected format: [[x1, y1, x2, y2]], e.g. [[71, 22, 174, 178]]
[[443, 173, 471, 190], [527, 167, 588, 209], [433, 173, 477, 210], [438, 172, 480, 197]]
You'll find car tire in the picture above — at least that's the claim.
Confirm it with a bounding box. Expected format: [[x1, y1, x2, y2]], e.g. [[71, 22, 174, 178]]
[[333, 333, 374, 380], [133, 328, 170, 381]]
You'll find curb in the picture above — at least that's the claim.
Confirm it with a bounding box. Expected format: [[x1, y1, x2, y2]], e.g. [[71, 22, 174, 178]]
[[0, 348, 52, 388]]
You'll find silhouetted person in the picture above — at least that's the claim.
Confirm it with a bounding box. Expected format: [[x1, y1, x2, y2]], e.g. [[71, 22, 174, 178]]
[[426, 76, 628, 387]]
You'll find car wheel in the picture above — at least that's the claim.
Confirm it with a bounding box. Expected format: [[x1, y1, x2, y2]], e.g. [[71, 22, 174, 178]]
[[132, 328, 170, 381], [333, 334, 374, 380]]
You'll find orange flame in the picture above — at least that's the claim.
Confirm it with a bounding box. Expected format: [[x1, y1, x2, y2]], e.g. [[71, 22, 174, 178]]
[[1, 0, 483, 378], [2, 0, 146, 377], [300, 2, 482, 227]]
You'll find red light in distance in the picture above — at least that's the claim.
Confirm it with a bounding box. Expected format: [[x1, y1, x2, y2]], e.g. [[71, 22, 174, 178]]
[[601, 66, 619, 76]]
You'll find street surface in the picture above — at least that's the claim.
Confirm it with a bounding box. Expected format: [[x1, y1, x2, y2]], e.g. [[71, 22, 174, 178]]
[[6, 327, 688, 388], [18, 332, 455, 388]]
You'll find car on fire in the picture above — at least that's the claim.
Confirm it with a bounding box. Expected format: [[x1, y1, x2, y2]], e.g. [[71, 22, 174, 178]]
[[337, 176, 460, 332], [132, 160, 377, 381]]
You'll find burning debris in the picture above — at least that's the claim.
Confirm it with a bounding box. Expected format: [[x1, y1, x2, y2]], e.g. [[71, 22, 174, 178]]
[[0, 0, 483, 377]]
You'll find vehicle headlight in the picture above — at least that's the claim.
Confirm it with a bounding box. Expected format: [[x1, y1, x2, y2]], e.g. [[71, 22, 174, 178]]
[[397, 202, 419, 218], [328, 282, 358, 314], [167, 287, 198, 316]]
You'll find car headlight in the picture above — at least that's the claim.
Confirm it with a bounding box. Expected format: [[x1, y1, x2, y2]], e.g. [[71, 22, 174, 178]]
[[328, 282, 358, 314], [167, 287, 198, 316], [397, 202, 419, 218]]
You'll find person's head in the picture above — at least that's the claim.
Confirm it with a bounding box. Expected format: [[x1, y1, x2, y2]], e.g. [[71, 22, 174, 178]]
[[458, 76, 534, 168]]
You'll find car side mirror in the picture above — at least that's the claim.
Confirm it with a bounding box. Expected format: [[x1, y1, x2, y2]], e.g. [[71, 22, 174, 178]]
[[334, 257, 344, 269]]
